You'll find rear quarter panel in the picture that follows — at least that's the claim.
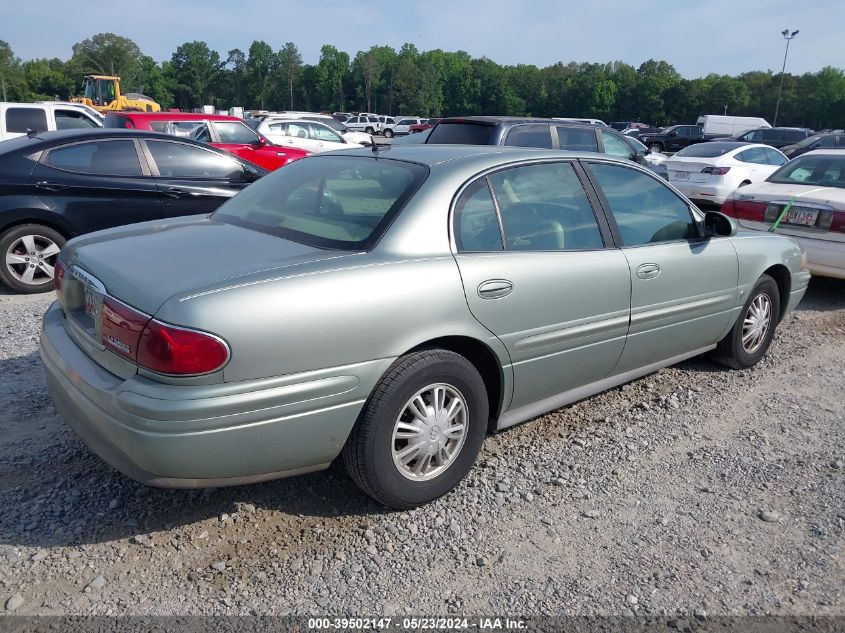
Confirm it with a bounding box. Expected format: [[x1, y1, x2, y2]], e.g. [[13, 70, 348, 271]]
[[154, 255, 509, 385], [729, 231, 804, 309]]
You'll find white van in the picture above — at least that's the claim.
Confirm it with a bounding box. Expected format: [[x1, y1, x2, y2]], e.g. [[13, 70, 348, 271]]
[[0, 102, 103, 141], [697, 115, 770, 139]]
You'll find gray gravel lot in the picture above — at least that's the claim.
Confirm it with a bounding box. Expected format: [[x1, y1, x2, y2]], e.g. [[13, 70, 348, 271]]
[[0, 278, 842, 618]]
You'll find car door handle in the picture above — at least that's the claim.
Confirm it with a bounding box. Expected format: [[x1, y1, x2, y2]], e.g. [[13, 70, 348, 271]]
[[636, 263, 661, 280], [35, 181, 68, 192], [478, 279, 514, 299]]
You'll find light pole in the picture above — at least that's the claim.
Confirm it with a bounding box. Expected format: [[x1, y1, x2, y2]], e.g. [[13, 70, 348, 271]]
[[773, 29, 799, 127]]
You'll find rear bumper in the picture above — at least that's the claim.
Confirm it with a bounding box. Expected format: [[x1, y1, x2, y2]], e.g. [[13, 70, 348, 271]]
[[790, 235, 845, 280], [670, 180, 733, 205], [40, 303, 392, 487]]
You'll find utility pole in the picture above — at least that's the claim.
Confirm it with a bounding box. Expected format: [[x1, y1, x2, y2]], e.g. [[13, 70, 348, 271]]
[[773, 29, 799, 127]]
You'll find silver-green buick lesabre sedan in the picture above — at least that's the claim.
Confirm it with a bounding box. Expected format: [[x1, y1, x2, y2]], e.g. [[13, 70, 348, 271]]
[[40, 145, 810, 509]]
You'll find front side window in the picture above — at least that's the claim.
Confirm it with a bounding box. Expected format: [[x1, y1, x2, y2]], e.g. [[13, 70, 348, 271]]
[[310, 124, 343, 143], [454, 179, 503, 251], [505, 124, 553, 149], [488, 162, 603, 251], [762, 148, 788, 166], [5, 108, 48, 133], [556, 126, 598, 152], [214, 156, 427, 250], [54, 110, 99, 130], [43, 140, 143, 176], [146, 140, 245, 179], [600, 131, 635, 160], [589, 163, 698, 246], [212, 121, 260, 144]]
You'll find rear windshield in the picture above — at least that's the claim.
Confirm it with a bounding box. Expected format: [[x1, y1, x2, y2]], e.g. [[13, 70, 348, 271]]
[[427, 121, 495, 145], [767, 154, 845, 188], [214, 156, 428, 250], [104, 114, 131, 128], [675, 142, 744, 158]]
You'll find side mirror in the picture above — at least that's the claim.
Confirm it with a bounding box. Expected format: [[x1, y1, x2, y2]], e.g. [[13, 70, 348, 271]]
[[703, 210, 737, 237], [669, 131, 677, 137], [250, 137, 267, 148]]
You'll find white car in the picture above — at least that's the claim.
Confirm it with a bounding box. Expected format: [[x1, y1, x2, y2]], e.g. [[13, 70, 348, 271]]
[[257, 118, 364, 153], [392, 117, 426, 136], [376, 116, 397, 137], [722, 150, 845, 279], [0, 102, 102, 141], [665, 142, 788, 206], [346, 114, 382, 135]]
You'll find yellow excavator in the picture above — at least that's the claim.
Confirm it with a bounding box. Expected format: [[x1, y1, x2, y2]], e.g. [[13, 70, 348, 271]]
[[72, 75, 161, 113]]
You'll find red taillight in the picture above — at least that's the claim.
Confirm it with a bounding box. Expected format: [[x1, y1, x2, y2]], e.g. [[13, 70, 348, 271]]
[[831, 210, 845, 234], [721, 198, 737, 217], [137, 320, 229, 376], [100, 297, 150, 361], [731, 200, 767, 222], [702, 166, 731, 175]]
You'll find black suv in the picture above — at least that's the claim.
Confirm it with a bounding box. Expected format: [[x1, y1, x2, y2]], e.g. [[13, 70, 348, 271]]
[[714, 127, 814, 149], [638, 125, 705, 153], [424, 117, 649, 167]]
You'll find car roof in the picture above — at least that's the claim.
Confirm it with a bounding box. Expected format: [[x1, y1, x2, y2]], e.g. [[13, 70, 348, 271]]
[[0, 128, 227, 153], [438, 116, 567, 125], [801, 149, 845, 156], [106, 112, 240, 122], [323, 144, 634, 168]]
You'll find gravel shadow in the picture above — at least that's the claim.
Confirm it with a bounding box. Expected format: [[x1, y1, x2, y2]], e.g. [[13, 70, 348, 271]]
[[796, 276, 845, 312]]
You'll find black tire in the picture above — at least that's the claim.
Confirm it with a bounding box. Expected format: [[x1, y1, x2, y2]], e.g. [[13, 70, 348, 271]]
[[383, 128, 394, 138], [365, 126, 375, 135], [0, 224, 65, 294], [711, 274, 780, 369], [649, 142, 664, 153], [342, 349, 489, 509]]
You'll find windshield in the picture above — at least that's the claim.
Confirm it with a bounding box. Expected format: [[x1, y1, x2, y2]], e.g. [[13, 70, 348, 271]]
[[214, 156, 428, 250], [767, 154, 845, 188], [675, 142, 744, 158]]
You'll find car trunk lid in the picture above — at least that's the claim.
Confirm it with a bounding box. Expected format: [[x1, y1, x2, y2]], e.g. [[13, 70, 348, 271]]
[[665, 158, 719, 184]]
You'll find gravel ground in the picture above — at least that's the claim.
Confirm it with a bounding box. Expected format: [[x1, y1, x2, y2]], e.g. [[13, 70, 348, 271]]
[[0, 278, 842, 618]]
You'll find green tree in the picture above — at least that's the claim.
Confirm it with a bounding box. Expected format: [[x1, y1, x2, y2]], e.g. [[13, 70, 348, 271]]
[[278, 42, 303, 110], [22, 58, 74, 100], [70, 33, 143, 88], [170, 41, 223, 109], [0, 41, 32, 101], [245, 41, 276, 109], [315, 45, 349, 111]]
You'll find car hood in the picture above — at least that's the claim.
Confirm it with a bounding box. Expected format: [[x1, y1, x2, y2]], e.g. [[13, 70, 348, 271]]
[[62, 216, 356, 315]]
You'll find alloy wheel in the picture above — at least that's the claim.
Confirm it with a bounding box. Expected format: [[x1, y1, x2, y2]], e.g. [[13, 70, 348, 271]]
[[391, 383, 468, 481], [742, 293, 772, 354], [5, 234, 61, 287]]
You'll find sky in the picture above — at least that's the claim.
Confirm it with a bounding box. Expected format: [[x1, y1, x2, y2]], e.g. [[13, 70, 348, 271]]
[[5, 0, 844, 78]]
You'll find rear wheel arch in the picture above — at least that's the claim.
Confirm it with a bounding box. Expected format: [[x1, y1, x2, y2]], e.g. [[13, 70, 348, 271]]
[[763, 264, 791, 322], [0, 213, 73, 242], [405, 336, 505, 433]]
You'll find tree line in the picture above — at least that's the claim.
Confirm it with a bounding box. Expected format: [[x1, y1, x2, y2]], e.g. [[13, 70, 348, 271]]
[[1, 33, 844, 129]]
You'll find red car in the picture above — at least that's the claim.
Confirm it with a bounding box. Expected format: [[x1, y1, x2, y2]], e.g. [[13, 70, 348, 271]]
[[409, 118, 441, 134], [104, 112, 310, 170]]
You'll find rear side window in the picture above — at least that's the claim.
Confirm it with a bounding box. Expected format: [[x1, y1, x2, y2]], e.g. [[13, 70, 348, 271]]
[[736, 148, 767, 164], [427, 122, 495, 145], [505, 124, 553, 149], [212, 121, 260, 144], [54, 110, 99, 130], [104, 115, 132, 129], [589, 163, 697, 246], [454, 179, 503, 251], [146, 140, 245, 179], [213, 156, 428, 250], [488, 162, 604, 251], [43, 140, 143, 176], [556, 127, 598, 152], [5, 108, 48, 133]]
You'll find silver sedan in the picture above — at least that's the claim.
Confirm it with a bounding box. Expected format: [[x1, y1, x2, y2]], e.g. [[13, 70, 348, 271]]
[[41, 146, 810, 509]]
